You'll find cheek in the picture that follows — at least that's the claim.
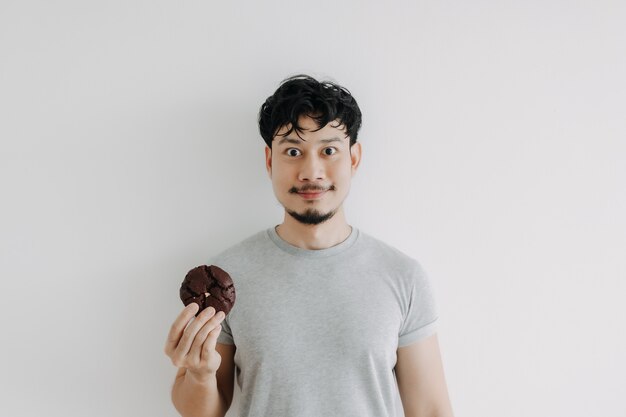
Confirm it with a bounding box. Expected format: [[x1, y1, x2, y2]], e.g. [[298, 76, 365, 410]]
[[333, 161, 353, 181], [270, 164, 292, 185]]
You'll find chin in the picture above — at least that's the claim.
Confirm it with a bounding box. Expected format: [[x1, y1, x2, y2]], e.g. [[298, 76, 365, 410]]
[[286, 207, 336, 225]]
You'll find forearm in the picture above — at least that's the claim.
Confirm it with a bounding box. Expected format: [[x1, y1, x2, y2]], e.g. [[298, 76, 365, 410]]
[[400, 385, 455, 417], [171, 371, 227, 417], [403, 404, 454, 417]]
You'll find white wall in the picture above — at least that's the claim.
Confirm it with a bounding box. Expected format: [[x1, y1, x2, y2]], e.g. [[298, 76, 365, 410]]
[[1, 1, 625, 416]]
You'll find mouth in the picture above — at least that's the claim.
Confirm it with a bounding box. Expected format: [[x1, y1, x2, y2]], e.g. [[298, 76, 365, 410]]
[[290, 184, 334, 200], [297, 190, 327, 200]]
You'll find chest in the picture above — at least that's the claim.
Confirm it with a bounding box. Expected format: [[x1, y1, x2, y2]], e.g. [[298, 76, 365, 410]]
[[229, 264, 403, 370]]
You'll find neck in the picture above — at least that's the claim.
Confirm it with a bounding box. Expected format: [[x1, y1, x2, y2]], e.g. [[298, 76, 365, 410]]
[[275, 207, 352, 250]]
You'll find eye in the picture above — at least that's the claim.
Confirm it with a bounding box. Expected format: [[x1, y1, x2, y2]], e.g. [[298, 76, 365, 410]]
[[323, 147, 337, 156], [286, 148, 301, 157]]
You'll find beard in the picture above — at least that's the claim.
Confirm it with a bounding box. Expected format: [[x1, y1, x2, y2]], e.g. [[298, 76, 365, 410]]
[[286, 207, 336, 225], [283, 184, 337, 225]]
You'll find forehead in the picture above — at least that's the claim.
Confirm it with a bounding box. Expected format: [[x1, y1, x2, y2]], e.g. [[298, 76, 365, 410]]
[[274, 116, 349, 145], [276, 136, 346, 147]]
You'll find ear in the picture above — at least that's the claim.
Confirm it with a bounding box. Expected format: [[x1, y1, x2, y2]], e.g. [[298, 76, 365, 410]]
[[265, 146, 272, 178], [350, 142, 362, 176]]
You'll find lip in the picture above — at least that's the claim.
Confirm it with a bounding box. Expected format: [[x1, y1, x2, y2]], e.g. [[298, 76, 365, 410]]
[[297, 190, 327, 200]]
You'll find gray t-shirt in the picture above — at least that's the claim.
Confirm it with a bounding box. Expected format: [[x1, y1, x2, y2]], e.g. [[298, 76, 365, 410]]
[[212, 226, 439, 417]]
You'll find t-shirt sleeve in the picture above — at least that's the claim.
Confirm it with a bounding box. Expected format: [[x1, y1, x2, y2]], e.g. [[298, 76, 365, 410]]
[[398, 261, 439, 347], [216, 315, 235, 345], [207, 256, 235, 346]]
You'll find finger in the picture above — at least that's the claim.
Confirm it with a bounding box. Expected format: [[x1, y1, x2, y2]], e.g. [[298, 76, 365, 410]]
[[202, 324, 223, 356], [200, 325, 223, 366], [173, 306, 216, 360], [189, 311, 225, 359], [164, 303, 199, 356]]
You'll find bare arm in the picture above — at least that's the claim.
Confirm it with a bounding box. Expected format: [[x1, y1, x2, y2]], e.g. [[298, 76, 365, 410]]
[[171, 368, 227, 417], [395, 333, 454, 417], [165, 304, 235, 417]]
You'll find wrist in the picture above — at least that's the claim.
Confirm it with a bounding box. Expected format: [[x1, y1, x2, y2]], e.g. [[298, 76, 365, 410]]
[[185, 369, 216, 384]]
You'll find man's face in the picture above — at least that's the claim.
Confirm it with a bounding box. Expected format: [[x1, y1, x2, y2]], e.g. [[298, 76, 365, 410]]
[[265, 115, 362, 225]]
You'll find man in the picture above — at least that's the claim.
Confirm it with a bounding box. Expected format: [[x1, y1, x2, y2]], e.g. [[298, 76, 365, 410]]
[[164, 75, 454, 417]]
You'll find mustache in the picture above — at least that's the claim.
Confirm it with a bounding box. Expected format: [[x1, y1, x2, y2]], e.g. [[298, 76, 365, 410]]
[[289, 185, 335, 193]]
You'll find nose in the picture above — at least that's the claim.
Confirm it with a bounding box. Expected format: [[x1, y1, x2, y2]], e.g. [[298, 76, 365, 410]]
[[298, 152, 325, 182]]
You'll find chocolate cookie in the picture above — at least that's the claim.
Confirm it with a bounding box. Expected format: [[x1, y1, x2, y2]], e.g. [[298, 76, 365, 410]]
[[180, 265, 236, 316]]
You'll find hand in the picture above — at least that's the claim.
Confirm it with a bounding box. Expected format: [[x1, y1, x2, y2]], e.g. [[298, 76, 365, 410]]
[[164, 303, 226, 381]]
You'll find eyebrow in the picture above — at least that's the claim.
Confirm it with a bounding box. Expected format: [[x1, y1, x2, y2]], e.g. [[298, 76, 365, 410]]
[[276, 136, 344, 146]]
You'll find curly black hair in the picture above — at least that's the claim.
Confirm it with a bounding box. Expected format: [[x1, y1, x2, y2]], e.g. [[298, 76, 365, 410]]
[[258, 74, 362, 148]]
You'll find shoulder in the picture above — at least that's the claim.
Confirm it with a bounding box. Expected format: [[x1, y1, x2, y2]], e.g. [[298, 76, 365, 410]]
[[207, 228, 273, 275], [357, 230, 426, 276], [209, 229, 270, 263], [355, 229, 432, 295]]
